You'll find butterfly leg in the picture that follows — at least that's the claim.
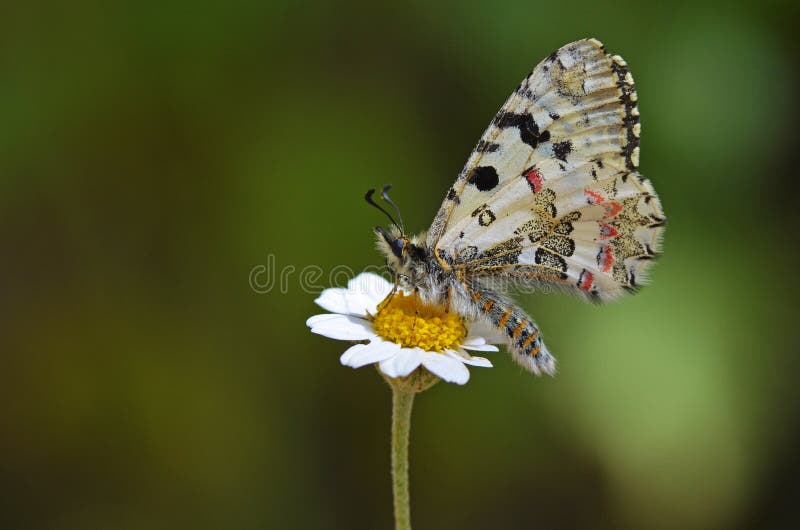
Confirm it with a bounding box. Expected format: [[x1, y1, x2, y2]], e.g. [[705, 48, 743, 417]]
[[466, 285, 556, 375], [412, 287, 422, 331]]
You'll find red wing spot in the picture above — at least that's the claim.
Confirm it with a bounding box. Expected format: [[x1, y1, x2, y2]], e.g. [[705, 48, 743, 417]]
[[585, 189, 605, 204], [599, 221, 619, 240], [523, 168, 543, 193], [601, 245, 614, 272], [580, 271, 594, 292], [604, 201, 623, 218]]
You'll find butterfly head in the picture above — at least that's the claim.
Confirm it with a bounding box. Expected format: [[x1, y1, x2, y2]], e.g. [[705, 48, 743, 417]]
[[374, 224, 429, 287], [366, 185, 427, 280], [375, 226, 409, 259]]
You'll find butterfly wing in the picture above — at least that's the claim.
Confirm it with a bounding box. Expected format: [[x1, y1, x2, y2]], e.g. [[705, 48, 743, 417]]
[[428, 38, 665, 301]]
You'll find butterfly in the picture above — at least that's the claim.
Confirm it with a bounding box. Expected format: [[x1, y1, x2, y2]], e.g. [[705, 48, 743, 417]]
[[368, 38, 665, 375]]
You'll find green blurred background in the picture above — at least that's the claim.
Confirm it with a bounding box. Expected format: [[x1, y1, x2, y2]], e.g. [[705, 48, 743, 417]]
[[2, 1, 799, 529]]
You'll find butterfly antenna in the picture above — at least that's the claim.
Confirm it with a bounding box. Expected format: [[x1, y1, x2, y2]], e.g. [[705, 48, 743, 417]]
[[380, 184, 405, 233], [365, 188, 401, 231]]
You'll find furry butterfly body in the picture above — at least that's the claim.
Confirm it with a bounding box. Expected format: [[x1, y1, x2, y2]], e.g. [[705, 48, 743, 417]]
[[376, 39, 665, 375]]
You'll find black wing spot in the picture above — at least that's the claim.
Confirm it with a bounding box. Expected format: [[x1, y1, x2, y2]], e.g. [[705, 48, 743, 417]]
[[468, 166, 499, 191], [516, 85, 535, 100], [610, 58, 641, 171], [553, 140, 573, 162], [475, 140, 500, 153], [534, 248, 567, 272], [541, 235, 575, 257], [457, 246, 479, 261], [494, 112, 548, 149], [478, 209, 496, 226], [475, 237, 524, 266]]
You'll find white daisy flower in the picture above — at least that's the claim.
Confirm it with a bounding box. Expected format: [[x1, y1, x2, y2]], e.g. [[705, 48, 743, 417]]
[[306, 272, 499, 385]]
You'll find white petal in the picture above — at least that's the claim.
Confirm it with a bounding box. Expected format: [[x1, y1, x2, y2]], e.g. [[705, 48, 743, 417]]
[[306, 313, 345, 327], [347, 272, 394, 304], [379, 347, 422, 378], [462, 336, 488, 346], [313, 272, 394, 317], [461, 342, 500, 353], [314, 288, 377, 318], [447, 349, 493, 368], [340, 340, 401, 368], [421, 351, 470, 385], [308, 314, 376, 341], [315, 288, 356, 314]]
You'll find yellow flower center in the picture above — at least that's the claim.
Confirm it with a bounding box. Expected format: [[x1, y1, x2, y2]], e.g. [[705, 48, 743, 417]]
[[372, 291, 467, 352]]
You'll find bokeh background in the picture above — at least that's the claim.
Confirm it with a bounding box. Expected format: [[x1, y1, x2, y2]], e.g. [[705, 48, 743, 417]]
[[2, 1, 799, 529]]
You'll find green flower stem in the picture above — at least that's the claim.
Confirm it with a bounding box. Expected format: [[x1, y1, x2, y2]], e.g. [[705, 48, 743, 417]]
[[391, 383, 415, 530], [380, 367, 440, 530]]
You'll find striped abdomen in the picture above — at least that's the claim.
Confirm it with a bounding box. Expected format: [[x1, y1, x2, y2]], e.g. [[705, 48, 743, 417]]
[[468, 287, 556, 375]]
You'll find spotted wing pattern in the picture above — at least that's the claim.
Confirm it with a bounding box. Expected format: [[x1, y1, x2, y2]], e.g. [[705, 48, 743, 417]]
[[427, 38, 665, 301]]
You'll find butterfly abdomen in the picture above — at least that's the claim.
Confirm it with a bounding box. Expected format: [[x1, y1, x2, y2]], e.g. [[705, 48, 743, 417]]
[[466, 285, 556, 375]]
